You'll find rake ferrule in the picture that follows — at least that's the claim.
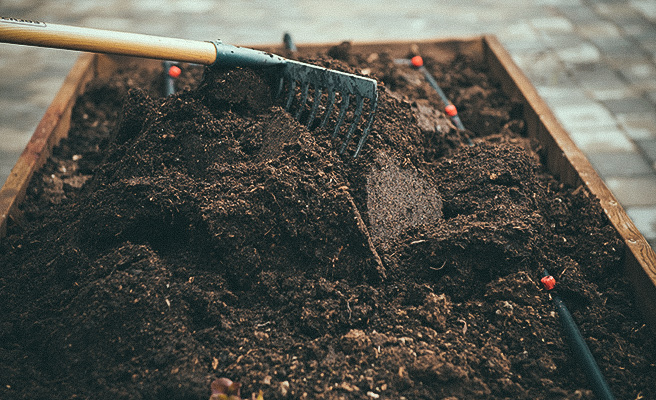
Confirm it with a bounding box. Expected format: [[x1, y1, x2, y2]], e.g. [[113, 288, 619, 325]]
[[210, 40, 286, 67]]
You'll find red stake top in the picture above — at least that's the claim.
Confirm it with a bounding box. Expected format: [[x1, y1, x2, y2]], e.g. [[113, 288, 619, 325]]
[[411, 55, 424, 68], [445, 104, 458, 117], [541, 275, 556, 291], [168, 65, 182, 78]]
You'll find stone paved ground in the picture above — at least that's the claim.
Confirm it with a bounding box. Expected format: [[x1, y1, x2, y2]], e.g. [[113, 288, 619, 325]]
[[1, 0, 655, 250]]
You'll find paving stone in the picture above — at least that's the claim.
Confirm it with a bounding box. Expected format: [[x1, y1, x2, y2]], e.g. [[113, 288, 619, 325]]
[[620, 61, 656, 80], [537, 30, 587, 49], [629, 0, 656, 21], [616, 112, 656, 140], [537, 84, 590, 106], [618, 61, 656, 92], [510, 51, 570, 86], [79, 17, 134, 32], [605, 176, 656, 207], [636, 138, 656, 166], [586, 150, 653, 178], [648, 90, 656, 105], [577, 21, 622, 39], [0, 127, 33, 153], [556, 42, 601, 66], [530, 16, 574, 33], [620, 19, 656, 42], [568, 63, 631, 99], [594, 3, 643, 24], [600, 48, 652, 72], [625, 206, 656, 241], [600, 96, 655, 114], [0, 99, 47, 132], [567, 126, 636, 153], [27, 76, 69, 108], [534, 0, 582, 6], [495, 21, 541, 46], [557, 5, 601, 24], [588, 35, 635, 53], [551, 101, 617, 131]]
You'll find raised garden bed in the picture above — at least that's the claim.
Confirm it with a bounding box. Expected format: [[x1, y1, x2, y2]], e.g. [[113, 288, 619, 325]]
[[1, 36, 655, 399]]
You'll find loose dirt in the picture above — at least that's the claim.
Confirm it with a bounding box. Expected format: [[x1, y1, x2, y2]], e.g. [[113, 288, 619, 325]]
[[1, 42, 654, 400]]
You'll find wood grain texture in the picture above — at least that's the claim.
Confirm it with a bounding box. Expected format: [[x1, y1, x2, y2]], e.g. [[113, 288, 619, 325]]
[[0, 19, 217, 65]]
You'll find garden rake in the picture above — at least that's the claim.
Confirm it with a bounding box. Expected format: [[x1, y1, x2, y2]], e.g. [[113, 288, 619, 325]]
[[0, 17, 378, 157]]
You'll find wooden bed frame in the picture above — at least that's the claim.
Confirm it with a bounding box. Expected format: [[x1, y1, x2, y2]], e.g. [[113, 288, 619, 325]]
[[2, 35, 655, 330]]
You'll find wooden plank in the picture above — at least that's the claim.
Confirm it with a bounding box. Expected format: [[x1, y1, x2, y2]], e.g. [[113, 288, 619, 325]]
[[0, 52, 96, 237], [481, 35, 656, 329]]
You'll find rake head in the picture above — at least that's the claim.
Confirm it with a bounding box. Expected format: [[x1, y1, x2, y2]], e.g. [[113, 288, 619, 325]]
[[277, 60, 378, 158]]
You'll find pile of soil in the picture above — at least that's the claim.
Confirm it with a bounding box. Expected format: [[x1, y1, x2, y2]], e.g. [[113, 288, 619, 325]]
[[1, 42, 655, 400]]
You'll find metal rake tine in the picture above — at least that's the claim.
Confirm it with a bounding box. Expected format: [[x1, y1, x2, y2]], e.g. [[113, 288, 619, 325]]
[[319, 89, 336, 128], [276, 76, 284, 98], [294, 81, 310, 120], [278, 59, 378, 156], [332, 93, 350, 139], [306, 86, 323, 127], [353, 97, 378, 157], [338, 94, 364, 154], [284, 79, 296, 111]]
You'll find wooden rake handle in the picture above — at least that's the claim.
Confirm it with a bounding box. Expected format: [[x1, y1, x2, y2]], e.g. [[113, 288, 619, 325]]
[[0, 16, 284, 67]]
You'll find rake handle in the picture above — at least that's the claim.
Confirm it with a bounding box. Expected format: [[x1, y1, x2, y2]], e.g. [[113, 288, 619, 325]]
[[0, 16, 284, 67]]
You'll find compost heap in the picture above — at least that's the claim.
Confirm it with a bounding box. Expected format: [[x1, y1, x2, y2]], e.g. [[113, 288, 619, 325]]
[[1, 44, 654, 400]]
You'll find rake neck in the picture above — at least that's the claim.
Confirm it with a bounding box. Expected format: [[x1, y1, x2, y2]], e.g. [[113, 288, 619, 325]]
[[210, 40, 286, 68]]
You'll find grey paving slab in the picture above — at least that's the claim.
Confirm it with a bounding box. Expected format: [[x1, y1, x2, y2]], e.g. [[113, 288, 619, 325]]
[[601, 96, 656, 114], [616, 112, 656, 140], [620, 60, 656, 84], [536, 84, 591, 105], [557, 41, 602, 67], [619, 19, 656, 43], [626, 205, 656, 241], [510, 51, 569, 86], [600, 47, 652, 71], [637, 138, 656, 167], [576, 21, 623, 39], [568, 62, 635, 100], [606, 176, 656, 207], [557, 5, 602, 24], [538, 30, 589, 50], [629, 0, 656, 21], [588, 35, 636, 53], [567, 125, 636, 153], [594, 3, 644, 24], [586, 150, 654, 178], [550, 101, 618, 131]]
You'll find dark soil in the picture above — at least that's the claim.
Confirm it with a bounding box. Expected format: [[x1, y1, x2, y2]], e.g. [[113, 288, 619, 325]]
[[1, 42, 654, 400]]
